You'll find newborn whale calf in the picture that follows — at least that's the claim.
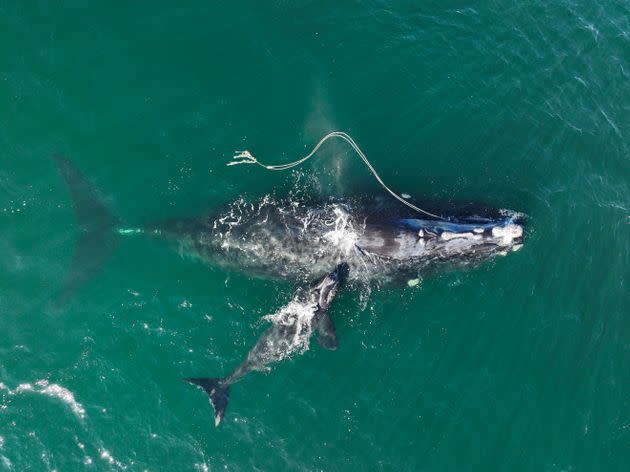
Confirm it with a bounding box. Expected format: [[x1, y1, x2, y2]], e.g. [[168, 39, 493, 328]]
[[54, 154, 524, 426], [186, 263, 348, 426]]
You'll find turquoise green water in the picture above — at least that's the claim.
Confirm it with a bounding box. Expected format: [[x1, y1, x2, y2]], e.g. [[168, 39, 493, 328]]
[[2, 1, 629, 470]]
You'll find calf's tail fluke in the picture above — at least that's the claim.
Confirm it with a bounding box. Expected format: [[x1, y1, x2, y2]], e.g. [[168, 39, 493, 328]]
[[184, 377, 230, 427], [53, 156, 119, 304]]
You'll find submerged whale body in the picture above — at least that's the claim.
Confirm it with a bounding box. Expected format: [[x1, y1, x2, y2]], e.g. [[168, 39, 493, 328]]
[[54, 156, 524, 426]]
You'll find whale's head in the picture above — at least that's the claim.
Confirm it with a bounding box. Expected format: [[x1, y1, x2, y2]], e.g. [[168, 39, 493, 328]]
[[310, 263, 349, 311], [330, 262, 350, 282], [409, 212, 525, 261], [355, 211, 525, 268]]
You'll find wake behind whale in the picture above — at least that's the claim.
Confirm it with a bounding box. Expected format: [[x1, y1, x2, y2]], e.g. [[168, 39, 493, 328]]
[[54, 133, 525, 426]]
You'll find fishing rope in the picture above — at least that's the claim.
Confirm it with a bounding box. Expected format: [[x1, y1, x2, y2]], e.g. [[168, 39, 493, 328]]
[[227, 131, 442, 219]]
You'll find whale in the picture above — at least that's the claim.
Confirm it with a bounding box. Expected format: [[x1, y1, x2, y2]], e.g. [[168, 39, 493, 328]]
[[54, 156, 524, 426], [145, 196, 524, 285], [186, 263, 348, 426]]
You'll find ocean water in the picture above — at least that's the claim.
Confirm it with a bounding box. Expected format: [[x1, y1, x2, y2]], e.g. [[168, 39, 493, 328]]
[[1, 1, 629, 470]]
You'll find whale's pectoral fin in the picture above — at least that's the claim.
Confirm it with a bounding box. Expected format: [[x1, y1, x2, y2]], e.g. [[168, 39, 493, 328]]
[[312, 262, 349, 350], [316, 312, 338, 350]]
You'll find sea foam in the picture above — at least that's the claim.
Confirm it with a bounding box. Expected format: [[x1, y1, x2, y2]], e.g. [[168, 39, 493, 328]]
[[0, 379, 86, 420]]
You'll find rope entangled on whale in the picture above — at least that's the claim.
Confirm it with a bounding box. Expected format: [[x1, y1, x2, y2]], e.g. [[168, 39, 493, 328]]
[[227, 131, 442, 219]]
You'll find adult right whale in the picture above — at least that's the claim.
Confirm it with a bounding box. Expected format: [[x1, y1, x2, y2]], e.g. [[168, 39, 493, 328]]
[[54, 151, 525, 426]]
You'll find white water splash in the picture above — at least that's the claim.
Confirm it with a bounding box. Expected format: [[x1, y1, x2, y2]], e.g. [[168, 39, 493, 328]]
[[0, 380, 85, 420], [322, 205, 358, 256], [99, 448, 127, 469], [263, 299, 320, 358]]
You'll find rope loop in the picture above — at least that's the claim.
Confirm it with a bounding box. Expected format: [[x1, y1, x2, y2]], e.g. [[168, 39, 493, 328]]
[[227, 131, 441, 219]]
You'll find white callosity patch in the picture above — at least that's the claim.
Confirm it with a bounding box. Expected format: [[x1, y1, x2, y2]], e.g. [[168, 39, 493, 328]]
[[491, 223, 523, 245], [440, 231, 481, 241], [0, 380, 86, 420]]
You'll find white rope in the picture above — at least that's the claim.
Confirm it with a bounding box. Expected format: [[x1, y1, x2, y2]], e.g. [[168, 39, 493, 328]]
[[228, 131, 442, 219]]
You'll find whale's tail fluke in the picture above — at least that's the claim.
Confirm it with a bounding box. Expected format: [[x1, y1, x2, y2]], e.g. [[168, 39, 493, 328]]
[[54, 156, 118, 304], [185, 377, 230, 427]]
